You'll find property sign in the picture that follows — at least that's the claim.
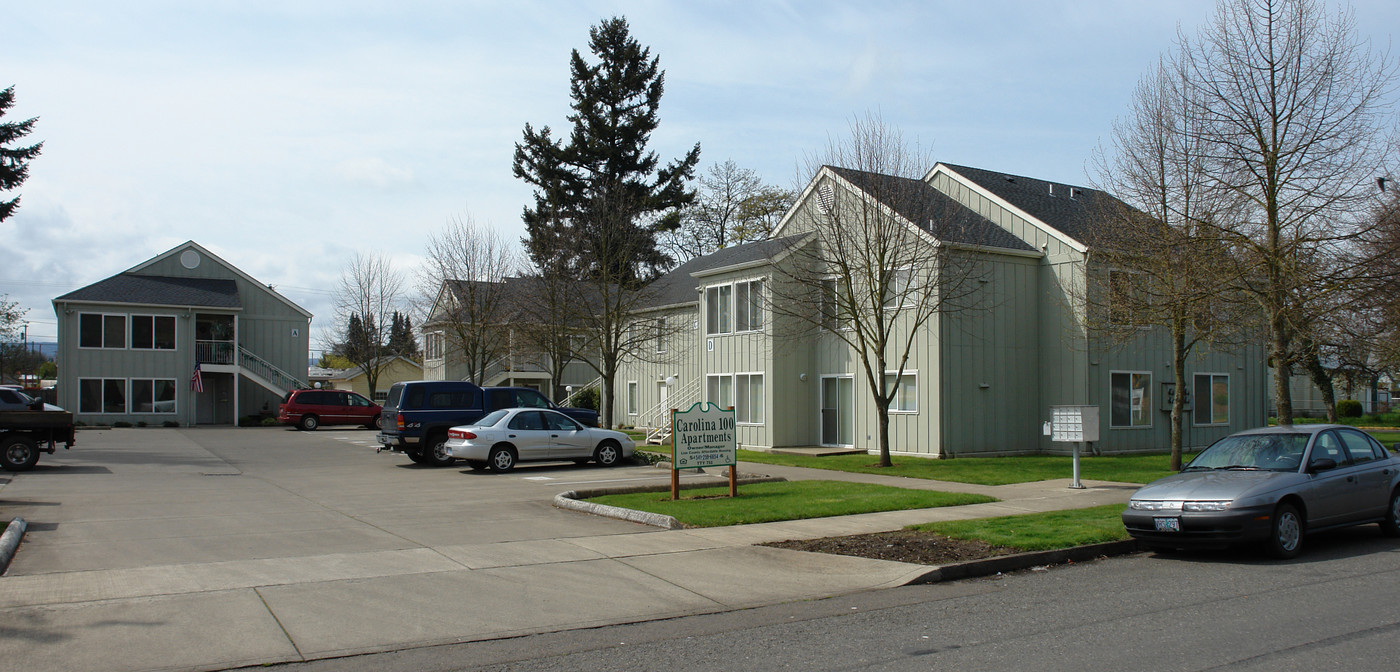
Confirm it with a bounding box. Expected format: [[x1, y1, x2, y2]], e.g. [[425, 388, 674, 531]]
[[671, 402, 737, 470]]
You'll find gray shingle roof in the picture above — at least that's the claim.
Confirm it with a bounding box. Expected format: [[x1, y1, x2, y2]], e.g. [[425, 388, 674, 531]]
[[827, 167, 1035, 252], [939, 163, 1126, 247], [56, 274, 241, 308], [641, 236, 804, 310]]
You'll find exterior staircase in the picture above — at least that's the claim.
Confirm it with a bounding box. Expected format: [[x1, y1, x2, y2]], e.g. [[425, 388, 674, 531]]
[[644, 377, 700, 445], [238, 345, 308, 398]]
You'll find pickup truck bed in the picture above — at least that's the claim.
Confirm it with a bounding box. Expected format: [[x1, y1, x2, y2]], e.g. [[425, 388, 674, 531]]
[[1, 410, 77, 472]]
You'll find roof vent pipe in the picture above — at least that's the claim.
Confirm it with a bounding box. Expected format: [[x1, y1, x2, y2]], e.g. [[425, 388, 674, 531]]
[[1048, 183, 1055, 197]]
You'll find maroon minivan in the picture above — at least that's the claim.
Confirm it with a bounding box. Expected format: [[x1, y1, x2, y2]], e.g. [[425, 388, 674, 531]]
[[278, 389, 382, 431]]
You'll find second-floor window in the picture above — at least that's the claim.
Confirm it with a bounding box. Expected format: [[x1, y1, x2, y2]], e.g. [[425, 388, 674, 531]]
[[706, 279, 763, 335], [131, 315, 176, 350], [79, 313, 126, 349]]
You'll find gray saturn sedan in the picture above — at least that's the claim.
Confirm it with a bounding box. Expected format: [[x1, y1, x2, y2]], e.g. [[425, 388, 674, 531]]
[[1122, 424, 1400, 558]]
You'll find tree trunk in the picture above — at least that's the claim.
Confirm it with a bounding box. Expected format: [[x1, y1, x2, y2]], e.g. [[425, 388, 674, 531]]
[[1301, 345, 1337, 422], [1170, 322, 1186, 471], [1271, 327, 1293, 426], [876, 400, 892, 468]]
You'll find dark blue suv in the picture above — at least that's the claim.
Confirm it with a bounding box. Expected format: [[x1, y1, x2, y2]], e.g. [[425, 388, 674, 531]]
[[376, 380, 599, 466]]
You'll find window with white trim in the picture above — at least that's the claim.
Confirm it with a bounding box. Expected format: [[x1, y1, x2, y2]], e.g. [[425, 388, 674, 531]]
[[627, 381, 639, 416], [130, 315, 176, 350], [706, 374, 733, 410], [884, 372, 917, 412], [425, 332, 445, 360], [79, 313, 126, 349], [1110, 371, 1152, 428], [131, 379, 176, 413], [820, 277, 849, 330], [1108, 270, 1146, 325], [1193, 373, 1229, 425], [655, 317, 667, 353], [706, 279, 763, 335], [882, 268, 913, 308], [735, 373, 764, 424], [79, 378, 127, 414]]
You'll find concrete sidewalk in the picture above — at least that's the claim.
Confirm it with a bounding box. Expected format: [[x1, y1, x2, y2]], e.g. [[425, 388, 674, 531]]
[[0, 432, 1134, 672]]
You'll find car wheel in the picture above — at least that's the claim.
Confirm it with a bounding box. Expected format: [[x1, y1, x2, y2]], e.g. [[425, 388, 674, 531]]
[[1265, 503, 1304, 559], [424, 434, 455, 467], [1, 435, 40, 472], [593, 440, 621, 467], [366, 415, 382, 431], [489, 446, 516, 472], [298, 415, 319, 431], [405, 450, 427, 464], [466, 460, 488, 471], [1381, 489, 1400, 538]]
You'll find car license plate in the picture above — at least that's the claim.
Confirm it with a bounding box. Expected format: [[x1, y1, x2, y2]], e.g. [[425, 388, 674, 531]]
[[1154, 517, 1181, 532]]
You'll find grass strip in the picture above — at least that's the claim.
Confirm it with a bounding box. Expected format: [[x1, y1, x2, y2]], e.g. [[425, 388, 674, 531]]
[[736, 450, 1184, 485], [587, 480, 997, 528], [911, 504, 1130, 552]]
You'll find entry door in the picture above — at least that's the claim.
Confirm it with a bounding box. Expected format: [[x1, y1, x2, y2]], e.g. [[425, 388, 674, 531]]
[[657, 382, 669, 424], [821, 377, 854, 446]]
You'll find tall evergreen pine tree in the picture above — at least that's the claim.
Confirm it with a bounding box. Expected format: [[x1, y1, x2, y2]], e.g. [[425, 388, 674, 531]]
[[0, 86, 43, 222]]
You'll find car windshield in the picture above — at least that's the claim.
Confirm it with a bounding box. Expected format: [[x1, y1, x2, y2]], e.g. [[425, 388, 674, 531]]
[[1184, 433, 1309, 472], [477, 409, 510, 427]]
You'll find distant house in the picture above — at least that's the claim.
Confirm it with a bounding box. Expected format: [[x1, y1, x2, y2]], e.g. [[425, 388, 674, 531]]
[[52, 241, 311, 426], [612, 163, 1269, 455], [314, 356, 423, 403]]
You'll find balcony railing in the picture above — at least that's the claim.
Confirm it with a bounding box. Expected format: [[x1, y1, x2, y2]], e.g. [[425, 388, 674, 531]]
[[196, 340, 235, 365]]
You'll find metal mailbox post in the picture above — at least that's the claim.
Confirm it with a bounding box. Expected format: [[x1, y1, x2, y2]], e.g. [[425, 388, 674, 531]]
[[1048, 405, 1100, 489]]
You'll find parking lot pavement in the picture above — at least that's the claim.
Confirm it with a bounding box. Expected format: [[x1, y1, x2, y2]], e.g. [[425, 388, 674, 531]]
[[0, 427, 1128, 672]]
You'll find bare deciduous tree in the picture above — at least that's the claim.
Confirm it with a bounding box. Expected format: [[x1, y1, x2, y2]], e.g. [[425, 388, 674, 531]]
[[1180, 0, 1397, 425], [1092, 53, 1252, 469], [769, 113, 988, 467], [332, 253, 404, 397], [658, 160, 795, 262], [420, 215, 520, 384]]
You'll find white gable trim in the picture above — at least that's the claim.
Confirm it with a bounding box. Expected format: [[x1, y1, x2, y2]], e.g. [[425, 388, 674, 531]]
[[126, 241, 314, 319], [771, 167, 941, 249], [927, 164, 1088, 254]]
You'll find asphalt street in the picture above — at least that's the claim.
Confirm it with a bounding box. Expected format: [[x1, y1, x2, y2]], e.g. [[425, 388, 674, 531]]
[[254, 530, 1400, 672]]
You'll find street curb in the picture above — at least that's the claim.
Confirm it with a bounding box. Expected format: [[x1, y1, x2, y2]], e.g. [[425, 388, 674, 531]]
[[903, 539, 1145, 584], [554, 475, 789, 529], [0, 517, 27, 575]]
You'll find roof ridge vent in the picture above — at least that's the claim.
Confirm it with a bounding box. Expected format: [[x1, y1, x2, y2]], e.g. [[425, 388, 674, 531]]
[[1048, 183, 1055, 197]]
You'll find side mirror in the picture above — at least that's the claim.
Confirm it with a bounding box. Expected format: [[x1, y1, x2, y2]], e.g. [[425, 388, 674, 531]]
[[1308, 457, 1338, 473]]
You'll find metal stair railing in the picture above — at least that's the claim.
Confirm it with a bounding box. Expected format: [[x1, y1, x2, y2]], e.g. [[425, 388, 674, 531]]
[[644, 377, 700, 445], [560, 376, 601, 407], [238, 345, 308, 396]]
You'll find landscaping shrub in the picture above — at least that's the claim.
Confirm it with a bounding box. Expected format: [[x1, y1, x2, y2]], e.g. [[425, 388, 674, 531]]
[[1338, 399, 1363, 418], [162, 421, 180, 428], [261, 417, 279, 426], [136, 421, 148, 427], [113, 421, 133, 428], [572, 387, 600, 411], [238, 415, 263, 427]]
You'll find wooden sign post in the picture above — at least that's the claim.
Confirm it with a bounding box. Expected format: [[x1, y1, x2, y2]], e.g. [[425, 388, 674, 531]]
[[670, 402, 738, 500]]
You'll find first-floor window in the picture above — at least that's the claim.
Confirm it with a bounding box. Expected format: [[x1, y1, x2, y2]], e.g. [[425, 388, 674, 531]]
[[80, 378, 127, 414], [1110, 372, 1152, 428], [627, 381, 639, 415], [131, 379, 176, 413], [1193, 373, 1229, 425], [735, 373, 764, 424], [707, 374, 733, 410], [884, 372, 918, 412]]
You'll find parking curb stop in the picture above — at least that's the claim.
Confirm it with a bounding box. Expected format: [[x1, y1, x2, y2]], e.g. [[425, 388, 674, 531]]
[[0, 517, 27, 575]]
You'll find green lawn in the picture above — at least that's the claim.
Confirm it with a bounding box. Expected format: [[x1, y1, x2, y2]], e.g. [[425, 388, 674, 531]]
[[586, 480, 996, 527], [912, 504, 1131, 552], [736, 449, 1184, 486]]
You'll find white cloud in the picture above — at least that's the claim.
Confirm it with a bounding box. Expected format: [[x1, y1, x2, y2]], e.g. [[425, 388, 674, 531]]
[[334, 157, 416, 190]]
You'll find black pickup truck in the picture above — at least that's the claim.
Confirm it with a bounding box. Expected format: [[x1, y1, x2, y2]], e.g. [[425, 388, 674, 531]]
[[376, 381, 599, 467], [0, 389, 76, 472]]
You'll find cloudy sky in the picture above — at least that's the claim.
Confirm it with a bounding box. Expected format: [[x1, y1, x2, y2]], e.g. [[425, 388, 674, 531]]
[[4, 0, 1398, 348]]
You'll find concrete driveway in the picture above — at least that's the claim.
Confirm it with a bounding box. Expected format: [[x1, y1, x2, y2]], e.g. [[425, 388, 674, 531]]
[[0, 427, 1132, 672]]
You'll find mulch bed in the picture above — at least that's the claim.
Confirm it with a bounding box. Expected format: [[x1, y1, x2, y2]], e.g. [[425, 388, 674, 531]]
[[765, 529, 1017, 565]]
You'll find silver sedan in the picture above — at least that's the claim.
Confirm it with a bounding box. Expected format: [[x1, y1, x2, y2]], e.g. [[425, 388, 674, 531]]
[[1122, 424, 1400, 558], [445, 408, 635, 472]]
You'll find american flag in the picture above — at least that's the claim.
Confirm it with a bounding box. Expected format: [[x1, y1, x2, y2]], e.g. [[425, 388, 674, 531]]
[[191, 363, 204, 393]]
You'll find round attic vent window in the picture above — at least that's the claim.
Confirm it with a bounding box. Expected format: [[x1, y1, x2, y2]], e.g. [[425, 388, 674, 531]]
[[180, 250, 201, 269]]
